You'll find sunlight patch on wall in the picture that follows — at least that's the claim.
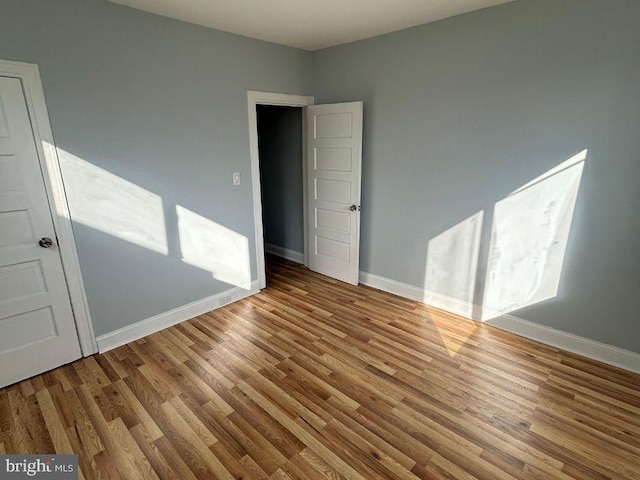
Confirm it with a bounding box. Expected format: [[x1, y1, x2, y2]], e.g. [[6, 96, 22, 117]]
[[176, 205, 251, 289], [58, 148, 168, 255], [424, 211, 484, 318], [482, 150, 587, 321]]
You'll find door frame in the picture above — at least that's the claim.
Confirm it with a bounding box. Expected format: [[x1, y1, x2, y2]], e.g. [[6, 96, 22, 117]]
[[0, 59, 97, 356], [247, 91, 314, 289]]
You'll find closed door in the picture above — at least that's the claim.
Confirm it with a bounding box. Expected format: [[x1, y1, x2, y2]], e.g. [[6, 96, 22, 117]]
[[0, 76, 81, 388], [306, 102, 363, 285]]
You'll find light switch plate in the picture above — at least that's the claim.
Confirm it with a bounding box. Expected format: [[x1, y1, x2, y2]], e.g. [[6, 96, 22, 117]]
[[233, 172, 241, 186]]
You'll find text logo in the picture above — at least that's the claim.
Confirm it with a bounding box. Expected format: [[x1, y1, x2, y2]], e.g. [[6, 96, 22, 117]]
[[0, 455, 77, 479]]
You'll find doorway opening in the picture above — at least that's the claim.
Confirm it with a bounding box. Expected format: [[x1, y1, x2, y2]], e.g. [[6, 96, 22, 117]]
[[247, 91, 314, 289], [257, 105, 305, 285], [248, 92, 363, 288]]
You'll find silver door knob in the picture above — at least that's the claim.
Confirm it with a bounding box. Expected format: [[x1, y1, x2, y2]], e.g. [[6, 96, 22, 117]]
[[349, 205, 361, 212], [39, 237, 53, 248]]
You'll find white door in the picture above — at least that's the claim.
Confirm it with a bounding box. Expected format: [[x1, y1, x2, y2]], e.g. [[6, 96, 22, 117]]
[[306, 102, 363, 285], [0, 76, 81, 388]]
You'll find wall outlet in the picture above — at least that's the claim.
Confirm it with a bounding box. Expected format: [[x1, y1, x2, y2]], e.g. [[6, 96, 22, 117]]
[[219, 294, 233, 305], [232, 172, 241, 185]]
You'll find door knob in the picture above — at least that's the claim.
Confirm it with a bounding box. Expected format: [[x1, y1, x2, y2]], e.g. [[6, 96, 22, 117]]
[[349, 205, 361, 212], [39, 237, 54, 248]]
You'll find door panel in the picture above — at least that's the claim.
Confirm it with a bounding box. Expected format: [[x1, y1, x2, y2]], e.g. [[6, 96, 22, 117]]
[[306, 102, 363, 285], [0, 76, 81, 388], [315, 147, 352, 171], [314, 112, 353, 138], [316, 177, 351, 203], [316, 208, 350, 234]]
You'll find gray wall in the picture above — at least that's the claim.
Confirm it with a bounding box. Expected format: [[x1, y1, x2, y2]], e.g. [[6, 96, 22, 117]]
[[313, 0, 640, 353], [0, 0, 312, 336], [257, 106, 304, 253], [3, 0, 638, 354]]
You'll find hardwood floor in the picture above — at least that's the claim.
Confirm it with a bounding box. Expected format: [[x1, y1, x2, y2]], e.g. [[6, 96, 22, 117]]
[[1, 256, 639, 479]]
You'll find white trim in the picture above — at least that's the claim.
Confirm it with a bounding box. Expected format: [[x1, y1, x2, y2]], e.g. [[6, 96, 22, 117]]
[[302, 110, 310, 267], [96, 281, 259, 353], [359, 271, 426, 303], [0, 59, 97, 356], [359, 271, 640, 374], [247, 91, 314, 290], [265, 243, 304, 264], [484, 313, 640, 374]]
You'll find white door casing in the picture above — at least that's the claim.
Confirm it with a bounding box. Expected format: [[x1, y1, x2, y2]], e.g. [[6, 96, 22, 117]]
[[306, 102, 363, 285], [0, 74, 83, 387], [247, 91, 314, 289]]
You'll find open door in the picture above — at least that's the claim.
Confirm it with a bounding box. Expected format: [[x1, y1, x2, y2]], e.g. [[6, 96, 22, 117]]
[[0, 75, 82, 387], [306, 102, 363, 285]]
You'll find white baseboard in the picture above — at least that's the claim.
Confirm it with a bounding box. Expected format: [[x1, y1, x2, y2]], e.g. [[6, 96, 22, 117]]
[[359, 271, 425, 303], [484, 313, 640, 374], [265, 243, 304, 264], [359, 271, 640, 374], [96, 281, 259, 353]]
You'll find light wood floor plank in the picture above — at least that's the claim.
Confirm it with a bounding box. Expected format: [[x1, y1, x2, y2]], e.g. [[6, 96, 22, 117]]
[[1, 255, 638, 479]]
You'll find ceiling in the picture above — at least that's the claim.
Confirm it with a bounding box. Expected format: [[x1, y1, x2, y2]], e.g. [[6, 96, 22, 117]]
[[108, 0, 514, 51]]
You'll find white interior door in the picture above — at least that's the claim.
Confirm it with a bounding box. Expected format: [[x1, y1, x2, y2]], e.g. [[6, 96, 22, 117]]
[[0, 76, 81, 388], [306, 102, 363, 285]]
